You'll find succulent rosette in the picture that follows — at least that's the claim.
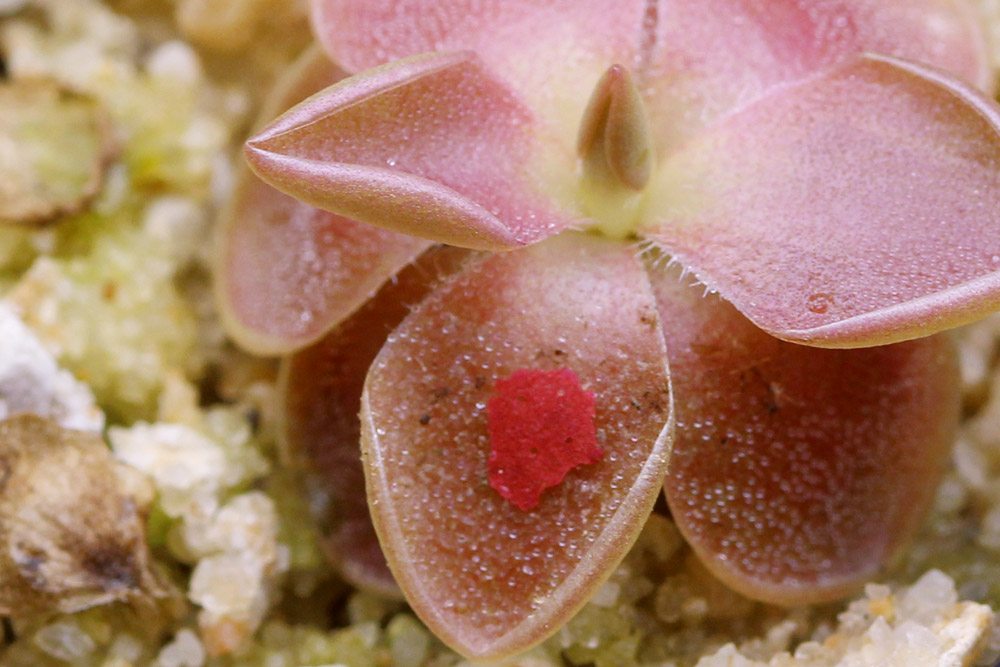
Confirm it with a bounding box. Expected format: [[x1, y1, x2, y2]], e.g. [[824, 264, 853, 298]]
[[216, 0, 1000, 659]]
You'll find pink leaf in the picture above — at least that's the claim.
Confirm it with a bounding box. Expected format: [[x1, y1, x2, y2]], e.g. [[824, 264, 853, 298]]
[[651, 265, 960, 604], [644, 54, 1000, 347], [361, 234, 672, 658], [309, 0, 650, 148], [643, 0, 991, 152], [280, 247, 471, 596], [245, 52, 581, 251], [216, 48, 430, 354]]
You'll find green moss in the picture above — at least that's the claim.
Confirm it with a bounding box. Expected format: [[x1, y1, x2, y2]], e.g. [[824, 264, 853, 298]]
[[387, 614, 432, 667], [231, 621, 381, 667], [11, 220, 200, 422], [99, 76, 223, 195], [266, 468, 326, 572]]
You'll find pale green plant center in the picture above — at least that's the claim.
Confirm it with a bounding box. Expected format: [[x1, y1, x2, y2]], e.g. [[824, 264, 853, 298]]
[[578, 144, 651, 240], [575, 64, 654, 240]]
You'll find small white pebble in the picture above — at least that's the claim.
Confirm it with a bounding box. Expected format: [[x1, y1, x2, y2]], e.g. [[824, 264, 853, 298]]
[[388, 615, 430, 667], [699, 570, 993, 667], [589, 581, 621, 607], [145, 40, 202, 85], [864, 582, 892, 601], [932, 474, 968, 515], [898, 570, 958, 626], [142, 196, 207, 265], [108, 633, 145, 662], [110, 422, 228, 516], [155, 629, 205, 667], [32, 621, 96, 662], [210, 152, 237, 209], [977, 506, 1000, 552], [183, 491, 279, 557], [0, 303, 103, 431], [953, 437, 989, 492], [189, 552, 268, 621]]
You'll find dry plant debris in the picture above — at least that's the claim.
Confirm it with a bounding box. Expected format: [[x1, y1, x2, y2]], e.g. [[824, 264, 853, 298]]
[[0, 414, 167, 617]]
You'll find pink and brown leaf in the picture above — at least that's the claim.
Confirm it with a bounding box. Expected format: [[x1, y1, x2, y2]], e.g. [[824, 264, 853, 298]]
[[218, 0, 997, 659]]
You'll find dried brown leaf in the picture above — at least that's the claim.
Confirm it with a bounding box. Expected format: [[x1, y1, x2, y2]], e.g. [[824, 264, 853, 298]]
[[0, 415, 168, 617]]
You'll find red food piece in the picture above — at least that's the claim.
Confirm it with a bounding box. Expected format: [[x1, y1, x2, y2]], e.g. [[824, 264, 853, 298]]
[[487, 368, 602, 511]]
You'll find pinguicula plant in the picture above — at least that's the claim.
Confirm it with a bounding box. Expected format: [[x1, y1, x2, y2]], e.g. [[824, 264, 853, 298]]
[[216, 0, 1000, 659]]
